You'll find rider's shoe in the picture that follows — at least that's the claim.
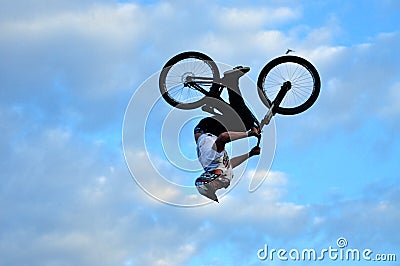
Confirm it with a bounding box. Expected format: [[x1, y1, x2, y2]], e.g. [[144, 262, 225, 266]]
[[214, 175, 231, 189], [195, 172, 219, 203], [234, 65, 250, 74], [195, 171, 231, 202]]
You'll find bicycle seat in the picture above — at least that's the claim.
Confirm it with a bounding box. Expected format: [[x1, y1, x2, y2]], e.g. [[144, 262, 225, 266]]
[[223, 66, 250, 76]]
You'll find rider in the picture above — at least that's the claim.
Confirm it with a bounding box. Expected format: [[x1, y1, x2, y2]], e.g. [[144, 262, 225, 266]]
[[194, 66, 261, 202]]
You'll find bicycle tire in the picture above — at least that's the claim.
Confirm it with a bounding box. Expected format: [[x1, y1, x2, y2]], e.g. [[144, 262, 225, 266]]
[[257, 55, 321, 115], [159, 51, 220, 109]]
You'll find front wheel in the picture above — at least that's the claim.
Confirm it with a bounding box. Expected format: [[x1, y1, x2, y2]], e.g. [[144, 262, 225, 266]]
[[159, 51, 220, 110], [257, 55, 321, 115]]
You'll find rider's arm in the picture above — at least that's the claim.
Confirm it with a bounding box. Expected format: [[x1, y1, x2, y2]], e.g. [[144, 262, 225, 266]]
[[214, 128, 260, 153], [214, 131, 248, 153], [230, 146, 260, 169]]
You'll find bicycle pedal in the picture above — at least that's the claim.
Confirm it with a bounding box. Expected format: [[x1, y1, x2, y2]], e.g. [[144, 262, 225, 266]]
[[223, 66, 250, 76]]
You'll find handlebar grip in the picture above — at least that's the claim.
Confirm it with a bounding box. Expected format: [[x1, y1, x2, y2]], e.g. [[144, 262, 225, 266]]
[[256, 134, 261, 147]]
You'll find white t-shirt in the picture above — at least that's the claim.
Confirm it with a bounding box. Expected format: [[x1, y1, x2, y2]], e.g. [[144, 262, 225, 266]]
[[196, 133, 233, 179]]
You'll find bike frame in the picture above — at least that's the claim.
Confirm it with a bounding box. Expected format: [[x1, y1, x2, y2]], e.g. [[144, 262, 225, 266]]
[[185, 76, 223, 98], [184, 73, 292, 130]]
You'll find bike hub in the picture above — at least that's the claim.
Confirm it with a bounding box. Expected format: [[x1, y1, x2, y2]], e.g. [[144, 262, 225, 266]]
[[283, 81, 292, 91], [182, 72, 195, 83]]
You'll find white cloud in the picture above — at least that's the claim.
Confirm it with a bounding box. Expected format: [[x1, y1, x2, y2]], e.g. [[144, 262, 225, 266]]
[[0, 4, 146, 131], [1, 106, 398, 265], [271, 31, 400, 147], [215, 6, 300, 30], [312, 182, 400, 249], [0, 1, 399, 265], [380, 82, 400, 117]]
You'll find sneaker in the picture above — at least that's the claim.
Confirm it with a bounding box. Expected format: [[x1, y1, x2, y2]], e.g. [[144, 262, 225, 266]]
[[214, 175, 230, 189], [195, 172, 221, 202]]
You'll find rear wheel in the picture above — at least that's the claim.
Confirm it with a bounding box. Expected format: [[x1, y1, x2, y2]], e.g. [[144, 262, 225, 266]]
[[159, 51, 220, 109], [257, 55, 321, 115]]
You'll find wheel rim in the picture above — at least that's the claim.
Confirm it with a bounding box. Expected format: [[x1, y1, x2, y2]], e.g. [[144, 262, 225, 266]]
[[163, 58, 215, 105], [262, 61, 316, 111]]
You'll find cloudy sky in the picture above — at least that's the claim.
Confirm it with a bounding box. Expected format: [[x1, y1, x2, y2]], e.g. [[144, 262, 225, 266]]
[[1, 0, 399, 265]]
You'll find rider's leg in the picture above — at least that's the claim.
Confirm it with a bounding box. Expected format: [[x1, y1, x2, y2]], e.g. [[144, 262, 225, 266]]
[[227, 87, 260, 131], [222, 67, 260, 131]]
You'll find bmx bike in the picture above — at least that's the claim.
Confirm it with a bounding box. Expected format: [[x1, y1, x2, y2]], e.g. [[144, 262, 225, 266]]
[[159, 51, 320, 133]]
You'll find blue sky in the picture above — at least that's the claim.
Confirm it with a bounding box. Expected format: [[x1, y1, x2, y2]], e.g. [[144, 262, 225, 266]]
[[1, 0, 399, 265]]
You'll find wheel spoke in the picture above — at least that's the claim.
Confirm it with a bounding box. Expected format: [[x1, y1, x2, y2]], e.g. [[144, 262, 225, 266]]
[[161, 55, 217, 105], [261, 58, 318, 111]]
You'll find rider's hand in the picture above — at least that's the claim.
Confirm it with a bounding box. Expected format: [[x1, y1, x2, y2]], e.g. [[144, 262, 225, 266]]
[[249, 146, 261, 157], [248, 127, 261, 137]]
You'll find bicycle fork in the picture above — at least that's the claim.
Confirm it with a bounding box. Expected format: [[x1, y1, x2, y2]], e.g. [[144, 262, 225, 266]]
[[259, 81, 292, 128]]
